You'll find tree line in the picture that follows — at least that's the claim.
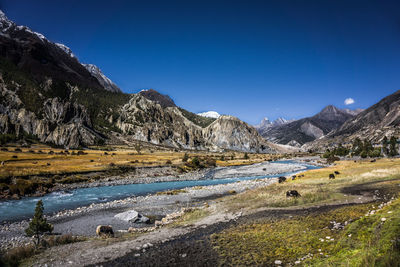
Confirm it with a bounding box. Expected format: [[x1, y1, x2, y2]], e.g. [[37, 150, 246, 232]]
[[323, 136, 398, 159]]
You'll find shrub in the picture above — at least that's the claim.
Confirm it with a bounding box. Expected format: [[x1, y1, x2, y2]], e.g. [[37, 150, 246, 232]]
[[0, 244, 36, 266], [182, 153, 189, 162], [166, 160, 172, 164], [244, 153, 249, 160]]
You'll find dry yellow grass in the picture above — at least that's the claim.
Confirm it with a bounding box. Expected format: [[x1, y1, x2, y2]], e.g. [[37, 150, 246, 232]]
[[0, 145, 275, 178], [224, 158, 400, 211]]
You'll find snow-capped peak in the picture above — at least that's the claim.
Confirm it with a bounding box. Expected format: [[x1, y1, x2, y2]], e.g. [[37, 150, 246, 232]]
[[55, 43, 75, 58], [0, 10, 12, 32], [0, 10, 7, 21], [197, 111, 221, 119], [83, 64, 121, 93], [273, 117, 287, 125]]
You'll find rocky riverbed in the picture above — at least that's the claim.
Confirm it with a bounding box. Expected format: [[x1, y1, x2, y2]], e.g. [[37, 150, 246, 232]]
[[0, 160, 310, 250]]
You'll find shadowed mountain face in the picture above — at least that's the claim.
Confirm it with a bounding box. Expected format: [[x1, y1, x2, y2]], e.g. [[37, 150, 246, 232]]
[[139, 89, 176, 108], [0, 10, 275, 152], [260, 105, 361, 146]]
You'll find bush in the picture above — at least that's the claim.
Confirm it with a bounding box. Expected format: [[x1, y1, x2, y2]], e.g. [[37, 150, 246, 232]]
[[244, 153, 249, 160], [0, 244, 36, 266], [191, 157, 201, 168], [166, 160, 172, 164], [10, 179, 38, 195], [182, 153, 189, 162], [368, 149, 381, 158]]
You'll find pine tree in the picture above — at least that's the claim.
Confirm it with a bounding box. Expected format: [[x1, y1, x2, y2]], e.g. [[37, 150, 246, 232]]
[[389, 136, 398, 157], [382, 136, 389, 156], [25, 200, 53, 246]]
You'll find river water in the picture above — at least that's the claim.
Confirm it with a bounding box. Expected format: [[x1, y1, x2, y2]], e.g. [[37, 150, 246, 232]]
[[0, 161, 319, 222]]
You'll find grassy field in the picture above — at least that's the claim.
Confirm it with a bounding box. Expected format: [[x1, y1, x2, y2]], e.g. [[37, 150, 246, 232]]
[[210, 158, 400, 266], [0, 143, 283, 198], [0, 144, 278, 178]]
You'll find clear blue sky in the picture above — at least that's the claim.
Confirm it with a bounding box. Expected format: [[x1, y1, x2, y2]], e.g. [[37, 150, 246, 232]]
[[2, 0, 400, 124]]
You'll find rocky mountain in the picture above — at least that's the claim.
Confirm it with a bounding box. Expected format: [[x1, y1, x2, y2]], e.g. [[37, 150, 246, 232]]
[[0, 10, 275, 152], [203, 116, 272, 152], [261, 105, 360, 146], [255, 117, 292, 136], [306, 90, 400, 149], [197, 111, 220, 119], [139, 89, 176, 108], [83, 64, 121, 93]]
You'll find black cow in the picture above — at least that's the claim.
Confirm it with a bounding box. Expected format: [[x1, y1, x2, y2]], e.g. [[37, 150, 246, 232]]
[[334, 171, 340, 175], [292, 175, 297, 180], [278, 176, 287, 183], [286, 190, 301, 198], [329, 173, 335, 179]]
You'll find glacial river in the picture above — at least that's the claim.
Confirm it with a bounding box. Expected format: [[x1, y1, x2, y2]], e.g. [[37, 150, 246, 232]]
[[0, 161, 320, 222]]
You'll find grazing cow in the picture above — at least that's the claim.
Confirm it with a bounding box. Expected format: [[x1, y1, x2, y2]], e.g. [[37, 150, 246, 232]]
[[334, 171, 340, 175], [292, 175, 296, 180], [286, 190, 301, 198], [96, 225, 114, 237], [370, 159, 376, 163], [329, 173, 335, 179], [278, 176, 287, 183]]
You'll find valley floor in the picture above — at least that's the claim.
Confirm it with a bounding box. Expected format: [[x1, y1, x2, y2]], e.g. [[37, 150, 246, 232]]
[[2, 157, 398, 266]]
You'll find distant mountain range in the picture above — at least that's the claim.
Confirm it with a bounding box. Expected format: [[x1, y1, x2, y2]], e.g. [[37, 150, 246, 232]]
[[0, 10, 276, 152], [258, 106, 363, 147], [305, 90, 400, 150]]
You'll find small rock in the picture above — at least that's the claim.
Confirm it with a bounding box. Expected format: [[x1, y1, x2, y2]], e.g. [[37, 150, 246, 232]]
[[134, 253, 140, 257], [295, 260, 301, 264], [274, 260, 282, 265], [381, 218, 387, 222], [181, 253, 187, 258]]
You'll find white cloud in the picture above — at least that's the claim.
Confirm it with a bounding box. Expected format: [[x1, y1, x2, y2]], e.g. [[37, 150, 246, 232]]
[[344, 98, 355, 105]]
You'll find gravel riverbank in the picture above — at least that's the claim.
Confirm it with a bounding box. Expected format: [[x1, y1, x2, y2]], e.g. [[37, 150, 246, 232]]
[[0, 161, 310, 250]]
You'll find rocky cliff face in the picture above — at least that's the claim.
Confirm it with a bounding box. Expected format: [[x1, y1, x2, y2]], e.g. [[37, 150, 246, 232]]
[[0, 76, 100, 148], [204, 116, 274, 152], [115, 94, 205, 149], [114, 95, 274, 152]]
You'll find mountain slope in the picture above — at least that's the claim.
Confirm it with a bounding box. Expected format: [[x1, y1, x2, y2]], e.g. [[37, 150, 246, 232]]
[[83, 64, 121, 93], [306, 90, 400, 149], [261, 105, 359, 146], [0, 10, 274, 152], [255, 117, 292, 137]]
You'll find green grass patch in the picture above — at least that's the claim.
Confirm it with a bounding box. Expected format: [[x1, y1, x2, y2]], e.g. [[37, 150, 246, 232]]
[[211, 203, 376, 266], [171, 208, 210, 226], [311, 198, 400, 266]]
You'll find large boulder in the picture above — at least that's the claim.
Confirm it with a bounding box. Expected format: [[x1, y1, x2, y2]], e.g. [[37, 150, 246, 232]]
[[114, 210, 150, 224]]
